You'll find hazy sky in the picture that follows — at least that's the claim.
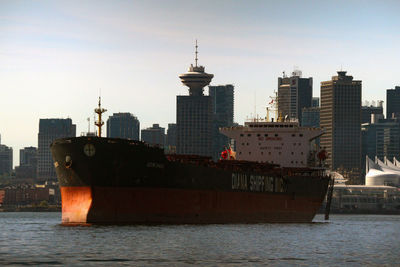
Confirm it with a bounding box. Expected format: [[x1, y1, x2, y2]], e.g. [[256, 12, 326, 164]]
[[1, 0, 400, 167]]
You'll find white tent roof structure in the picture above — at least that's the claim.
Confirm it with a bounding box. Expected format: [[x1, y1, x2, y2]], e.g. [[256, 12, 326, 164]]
[[365, 156, 400, 187]]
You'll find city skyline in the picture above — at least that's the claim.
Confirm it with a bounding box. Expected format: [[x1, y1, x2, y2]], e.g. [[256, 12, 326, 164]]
[[1, 0, 400, 166]]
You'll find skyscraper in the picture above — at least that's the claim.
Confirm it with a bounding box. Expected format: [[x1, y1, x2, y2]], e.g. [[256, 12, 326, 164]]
[[320, 71, 361, 171], [362, 117, 400, 162], [166, 123, 177, 152], [177, 42, 213, 157], [361, 101, 383, 124], [386, 86, 400, 119], [312, 97, 320, 107], [209, 84, 234, 160], [141, 124, 165, 147], [107, 112, 140, 140], [278, 70, 312, 123], [0, 144, 13, 176], [38, 119, 76, 181]]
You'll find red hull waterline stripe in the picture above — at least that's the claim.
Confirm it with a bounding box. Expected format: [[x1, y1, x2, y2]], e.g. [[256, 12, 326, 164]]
[[61, 186, 323, 224]]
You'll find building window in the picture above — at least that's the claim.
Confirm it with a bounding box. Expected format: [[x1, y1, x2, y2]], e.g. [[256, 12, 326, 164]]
[[299, 134, 303, 137], [265, 134, 268, 137], [247, 134, 251, 137], [292, 134, 295, 137], [240, 134, 244, 137], [257, 134, 260, 137], [275, 134, 278, 137]]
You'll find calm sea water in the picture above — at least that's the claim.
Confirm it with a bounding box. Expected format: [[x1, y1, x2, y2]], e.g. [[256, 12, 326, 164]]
[[0, 213, 399, 266]]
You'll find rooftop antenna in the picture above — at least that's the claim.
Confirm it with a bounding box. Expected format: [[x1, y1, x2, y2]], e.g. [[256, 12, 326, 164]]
[[195, 39, 198, 67], [87, 117, 90, 133]]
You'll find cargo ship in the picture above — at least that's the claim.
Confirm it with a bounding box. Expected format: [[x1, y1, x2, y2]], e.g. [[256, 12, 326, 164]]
[[51, 98, 331, 224]]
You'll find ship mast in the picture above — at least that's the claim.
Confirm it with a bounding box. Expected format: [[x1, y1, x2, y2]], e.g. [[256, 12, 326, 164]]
[[94, 97, 107, 137]]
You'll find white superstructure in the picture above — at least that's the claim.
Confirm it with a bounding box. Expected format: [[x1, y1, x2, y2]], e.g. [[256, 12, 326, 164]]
[[220, 121, 323, 168]]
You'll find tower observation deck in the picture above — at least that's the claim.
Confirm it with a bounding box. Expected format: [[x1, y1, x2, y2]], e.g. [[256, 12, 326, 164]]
[[179, 41, 214, 96]]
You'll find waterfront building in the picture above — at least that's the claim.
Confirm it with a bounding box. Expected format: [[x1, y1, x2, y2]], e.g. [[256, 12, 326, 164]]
[[0, 144, 13, 176], [37, 119, 76, 181], [209, 84, 234, 160], [278, 70, 312, 124], [106, 112, 140, 140], [320, 71, 362, 172], [362, 102, 383, 124], [386, 86, 400, 119], [330, 184, 400, 213], [141, 124, 165, 147], [177, 42, 213, 157]]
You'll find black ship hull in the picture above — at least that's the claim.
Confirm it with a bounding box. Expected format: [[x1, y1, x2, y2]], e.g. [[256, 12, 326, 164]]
[[51, 137, 330, 224]]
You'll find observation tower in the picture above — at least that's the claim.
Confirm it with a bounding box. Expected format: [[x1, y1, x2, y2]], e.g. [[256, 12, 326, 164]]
[[179, 41, 214, 96]]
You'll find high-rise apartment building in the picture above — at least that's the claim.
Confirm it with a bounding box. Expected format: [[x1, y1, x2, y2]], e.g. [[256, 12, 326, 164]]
[[176, 43, 213, 157], [320, 71, 361, 171], [209, 84, 234, 160], [141, 124, 165, 147], [278, 70, 312, 123], [107, 112, 140, 140], [386, 86, 400, 119], [0, 144, 13, 176], [15, 146, 38, 180], [38, 119, 76, 181], [20, 146, 38, 166]]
